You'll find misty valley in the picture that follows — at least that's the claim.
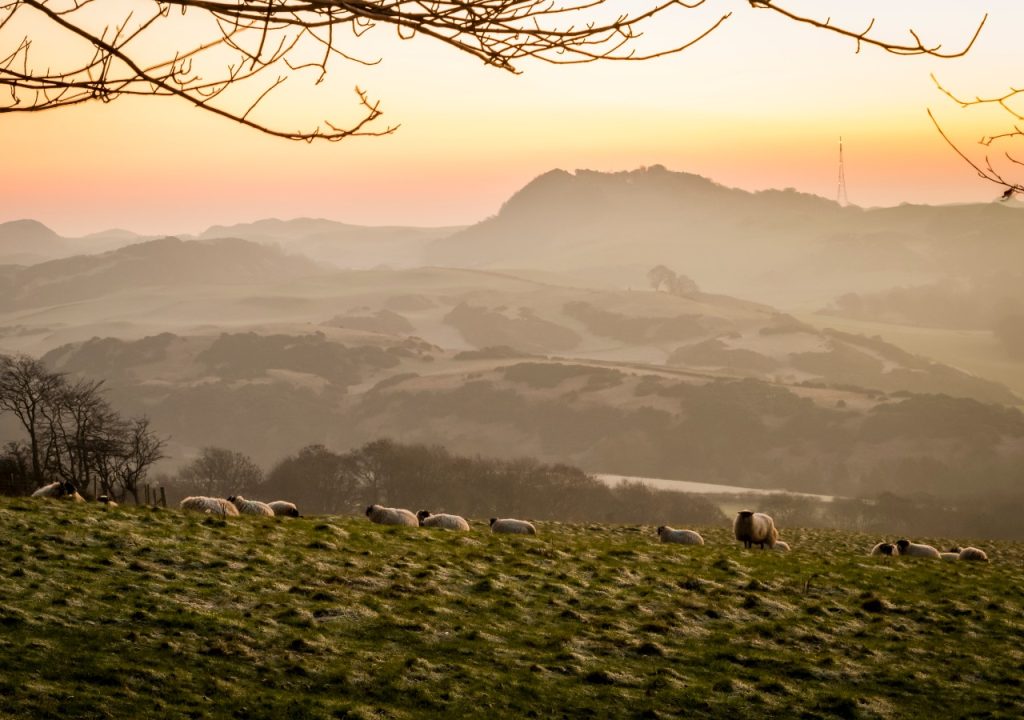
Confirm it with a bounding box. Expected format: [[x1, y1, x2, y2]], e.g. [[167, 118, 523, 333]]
[[3, 167, 1024, 718]]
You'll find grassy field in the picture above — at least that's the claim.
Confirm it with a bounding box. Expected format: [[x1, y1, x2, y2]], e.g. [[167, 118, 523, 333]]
[[1, 499, 1023, 719]]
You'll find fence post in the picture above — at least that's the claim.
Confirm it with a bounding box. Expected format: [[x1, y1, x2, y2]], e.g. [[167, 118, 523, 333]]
[[159, 487, 167, 508], [144, 484, 151, 506]]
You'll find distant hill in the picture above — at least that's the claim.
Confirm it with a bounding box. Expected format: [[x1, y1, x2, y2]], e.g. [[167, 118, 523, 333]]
[[0, 237, 327, 311], [0, 219, 68, 265], [200, 217, 463, 269], [425, 166, 1024, 306]]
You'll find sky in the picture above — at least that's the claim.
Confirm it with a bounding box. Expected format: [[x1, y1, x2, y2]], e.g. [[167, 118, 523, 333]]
[[2, 0, 1023, 236]]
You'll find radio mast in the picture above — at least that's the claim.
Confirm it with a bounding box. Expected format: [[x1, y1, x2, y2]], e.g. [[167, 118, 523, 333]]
[[836, 136, 849, 206]]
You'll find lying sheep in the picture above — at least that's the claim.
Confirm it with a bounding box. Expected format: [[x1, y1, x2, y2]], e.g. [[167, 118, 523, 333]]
[[30, 480, 85, 502], [939, 552, 960, 562], [772, 540, 791, 553], [733, 511, 778, 549], [228, 495, 275, 517], [895, 539, 940, 559], [417, 510, 470, 531], [180, 496, 240, 517], [267, 500, 300, 517], [97, 495, 119, 508], [656, 526, 704, 545], [489, 518, 537, 535], [958, 546, 989, 562], [365, 504, 419, 527], [870, 542, 899, 557]]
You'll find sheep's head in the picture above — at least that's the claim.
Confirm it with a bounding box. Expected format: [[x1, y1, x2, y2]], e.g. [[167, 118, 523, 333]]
[[227, 495, 237, 503], [895, 539, 911, 553], [365, 505, 375, 516], [489, 518, 497, 526], [737, 510, 753, 518], [948, 546, 962, 553], [656, 526, 666, 535], [417, 510, 431, 522], [879, 543, 895, 556]]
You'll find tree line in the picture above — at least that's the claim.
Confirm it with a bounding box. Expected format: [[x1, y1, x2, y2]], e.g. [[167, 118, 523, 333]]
[[164, 439, 726, 527], [0, 355, 164, 502]]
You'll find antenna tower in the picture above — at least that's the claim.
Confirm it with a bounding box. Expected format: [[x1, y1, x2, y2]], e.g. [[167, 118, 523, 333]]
[[836, 136, 849, 206]]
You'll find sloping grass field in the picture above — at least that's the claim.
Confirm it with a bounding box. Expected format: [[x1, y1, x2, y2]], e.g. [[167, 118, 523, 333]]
[[1, 498, 1022, 719]]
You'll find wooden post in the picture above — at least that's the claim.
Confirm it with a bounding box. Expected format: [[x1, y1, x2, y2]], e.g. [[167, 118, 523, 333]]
[[159, 487, 167, 508], [145, 485, 151, 506]]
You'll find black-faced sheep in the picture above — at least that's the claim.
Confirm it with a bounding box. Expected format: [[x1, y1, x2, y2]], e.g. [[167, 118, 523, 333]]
[[870, 542, 899, 556], [656, 526, 704, 545], [733, 511, 778, 549], [30, 480, 85, 502], [417, 510, 470, 531], [97, 495, 118, 508], [227, 495, 275, 517], [489, 518, 537, 535], [958, 546, 989, 562], [365, 504, 419, 527], [180, 496, 240, 517], [895, 539, 940, 559], [267, 500, 300, 517]]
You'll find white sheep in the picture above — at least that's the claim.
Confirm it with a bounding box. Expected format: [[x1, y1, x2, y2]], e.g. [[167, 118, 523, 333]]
[[417, 510, 470, 531], [772, 540, 791, 552], [267, 500, 300, 517], [939, 552, 960, 562], [30, 480, 84, 502], [656, 526, 704, 545], [228, 495, 275, 517], [733, 511, 778, 549], [365, 504, 419, 527], [958, 546, 989, 562], [895, 539, 940, 559], [180, 496, 240, 517], [489, 518, 537, 535], [870, 542, 899, 557]]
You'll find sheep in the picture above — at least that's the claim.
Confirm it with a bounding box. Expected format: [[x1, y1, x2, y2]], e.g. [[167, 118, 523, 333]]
[[656, 526, 704, 545], [939, 552, 960, 562], [180, 496, 240, 517], [97, 495, 119, 508], [228, 495, 275, 517], [895, 539, 940, 559], [365, 504, 419, 527], [733, 510, 778, 549], [30, 480, 84, 502], [870, 542, 899, 557], [267, 500, 300, 517], [417, 510, 470, 531], [772, 540, 791, 553], [489, 518, 537, 535], [958, 546, 989, 562]]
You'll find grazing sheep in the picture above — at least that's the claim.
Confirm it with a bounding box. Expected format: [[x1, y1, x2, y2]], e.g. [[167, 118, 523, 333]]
[[958, 546, 989, 562], [772, 540, 791, 553], [97, 495, 119, 508], [489, 518, 537, 535], [365, 504, 419, 527], [939, 552, 960, 561], [656, 526, 704, 545], [228, 495, 275, 517], [733, 511, 778, 549], [417, 510, 470, 531], [895, 539, 941, 559], [30, 480, 84, 502], [267, 500, 300, 517], [870, 542, 899, 557], [180, 496, 240, 517]]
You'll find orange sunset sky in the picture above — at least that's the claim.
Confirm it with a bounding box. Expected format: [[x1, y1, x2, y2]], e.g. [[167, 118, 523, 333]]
[[2, 0, 1023, 236]]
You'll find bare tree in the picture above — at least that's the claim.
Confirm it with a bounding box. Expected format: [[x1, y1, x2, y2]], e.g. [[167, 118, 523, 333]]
[[176, 446, 263, 497], [1, 0, 729, 141], [0, 354, 65, 484]]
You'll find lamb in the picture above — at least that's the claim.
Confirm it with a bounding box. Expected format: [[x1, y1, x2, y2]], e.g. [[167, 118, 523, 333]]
[[417, 510, 470, 531], [180, 496, 240, 517], [30, 480, 84, 502], [958, 546, 989, 562], [656, 526, 704, 545], [895, 539, 941, 559], [489, 518, 537, 535], [733, 511, 778, 549], [228, 495, 275, 517], [365, 504, 419, 527], [772, 540, 791, 552], [870, 542, 899, 556], [267, 500, 300, 517]]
